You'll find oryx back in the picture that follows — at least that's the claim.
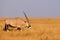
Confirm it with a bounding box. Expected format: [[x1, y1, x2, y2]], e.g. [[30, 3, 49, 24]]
[[5, 18, 26, 28]]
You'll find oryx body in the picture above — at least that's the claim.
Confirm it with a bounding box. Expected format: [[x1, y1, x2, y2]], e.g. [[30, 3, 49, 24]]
[[3, 12, 31, 31], [5, 18, 26, 28]]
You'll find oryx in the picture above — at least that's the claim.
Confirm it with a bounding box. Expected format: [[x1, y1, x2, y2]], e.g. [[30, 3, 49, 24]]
[[3, 11, 31, 31]]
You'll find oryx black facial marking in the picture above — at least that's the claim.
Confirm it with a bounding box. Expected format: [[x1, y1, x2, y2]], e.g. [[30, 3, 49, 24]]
[[27, 25, 31, 28]]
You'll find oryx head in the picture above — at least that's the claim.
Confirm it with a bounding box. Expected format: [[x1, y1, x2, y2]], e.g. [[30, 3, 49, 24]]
[[23, 11, 31, 29]]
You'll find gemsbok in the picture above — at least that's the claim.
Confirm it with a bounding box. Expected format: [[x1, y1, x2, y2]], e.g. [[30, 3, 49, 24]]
[[3, 11, 31, 31]]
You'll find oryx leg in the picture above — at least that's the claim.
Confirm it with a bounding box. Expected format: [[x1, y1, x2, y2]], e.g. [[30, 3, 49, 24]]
[[3, 24, 15, 31], [17, 27, 21, 31], [3, 24, 9, 31], [4, 24, 22, 31], [6, 24, 17, 31]]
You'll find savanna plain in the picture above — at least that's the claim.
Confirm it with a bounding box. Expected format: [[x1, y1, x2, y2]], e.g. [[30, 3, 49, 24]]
[[0, 18, 60, 40]]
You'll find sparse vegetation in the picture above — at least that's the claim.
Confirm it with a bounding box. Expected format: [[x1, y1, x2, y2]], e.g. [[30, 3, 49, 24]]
[[0, 18, 60, 40]]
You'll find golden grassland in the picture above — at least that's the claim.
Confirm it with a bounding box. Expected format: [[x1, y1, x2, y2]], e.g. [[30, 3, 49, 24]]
[[0, 18, 60, 40]]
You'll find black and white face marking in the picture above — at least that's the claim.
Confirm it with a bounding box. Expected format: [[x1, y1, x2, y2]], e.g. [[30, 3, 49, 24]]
[[27, 24, 31, 29], [24, 21, 31, 29]]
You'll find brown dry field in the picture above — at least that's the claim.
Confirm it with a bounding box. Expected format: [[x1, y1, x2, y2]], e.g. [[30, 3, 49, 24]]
[[0, 18, 60, 40]]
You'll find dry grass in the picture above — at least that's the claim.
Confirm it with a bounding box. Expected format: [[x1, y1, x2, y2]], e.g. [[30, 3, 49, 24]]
[[0, 18, 60, 40]]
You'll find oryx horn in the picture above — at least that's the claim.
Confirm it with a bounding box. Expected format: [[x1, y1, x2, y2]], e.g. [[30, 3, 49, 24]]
[[23, 11, 30, 24]]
